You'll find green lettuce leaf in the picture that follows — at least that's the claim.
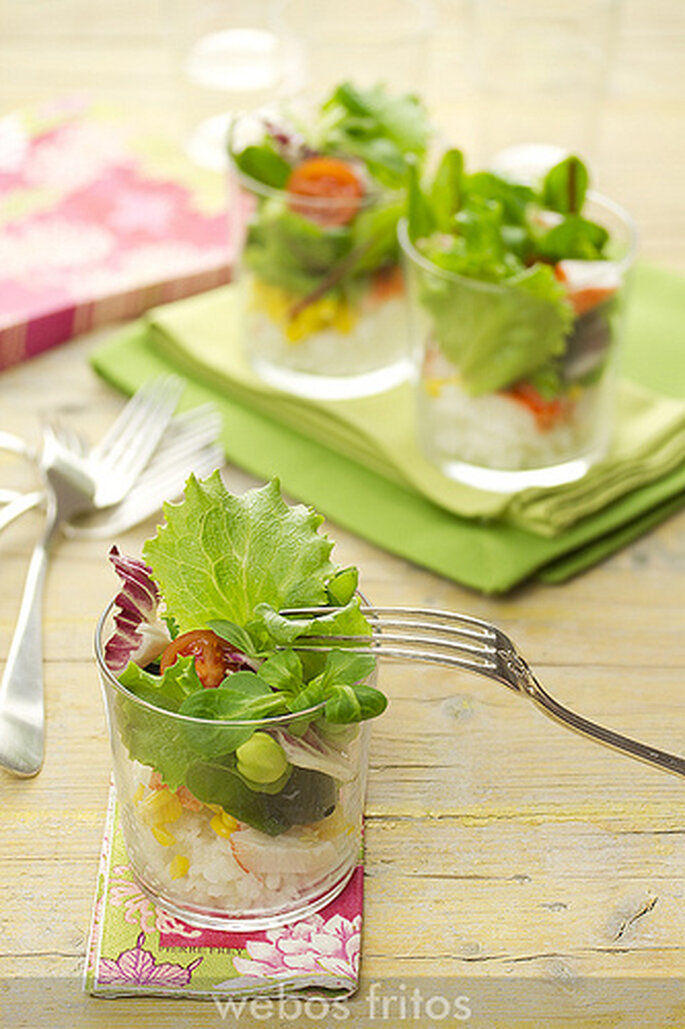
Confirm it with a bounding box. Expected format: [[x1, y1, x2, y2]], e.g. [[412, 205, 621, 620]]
[[419, 261, 573, 394], [142, 474, 336, 632]]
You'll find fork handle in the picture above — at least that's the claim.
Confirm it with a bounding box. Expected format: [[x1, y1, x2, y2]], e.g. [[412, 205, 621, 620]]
[[520, 666, 685, 779], [0, 507, 58, 777]]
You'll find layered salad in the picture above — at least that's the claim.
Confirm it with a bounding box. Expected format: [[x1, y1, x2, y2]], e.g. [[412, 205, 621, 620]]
[[402, 151, 633, 483], [99, 474, 385, 926], [228, 81, 431, 395]]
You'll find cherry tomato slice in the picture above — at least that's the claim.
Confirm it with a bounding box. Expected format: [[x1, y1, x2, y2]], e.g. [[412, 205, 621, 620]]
[[506, 382, 568, 431], [286, 157, 364, 227], [160, 629, 247, 689]]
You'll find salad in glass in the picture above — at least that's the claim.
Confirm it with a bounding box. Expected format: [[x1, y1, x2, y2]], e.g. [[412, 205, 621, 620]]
[[400, 151, 636, 490], [228, 81, 432, 399], [95, 474, 385, 929]]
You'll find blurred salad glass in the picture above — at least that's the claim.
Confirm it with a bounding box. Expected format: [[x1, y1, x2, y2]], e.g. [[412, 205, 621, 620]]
[[228, 81, 432, 399], [399, 151, 637, 491], [95, 475, 385, 930]]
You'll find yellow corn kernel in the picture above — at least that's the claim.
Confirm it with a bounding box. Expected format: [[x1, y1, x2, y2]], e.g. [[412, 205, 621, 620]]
[[221, 811, 239, 832], [206, 803, 223, 815], [332, 303, 355, 333], [152, 826, 176, 847], [210, 814, 237, 839], [140, 789, 183, 826], [169, 855, 190, 880], [424, 377, 444, 398], [133, 784, 145, 805]]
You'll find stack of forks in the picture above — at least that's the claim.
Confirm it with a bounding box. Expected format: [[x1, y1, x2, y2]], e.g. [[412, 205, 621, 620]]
[[0, 375, 223, 777]]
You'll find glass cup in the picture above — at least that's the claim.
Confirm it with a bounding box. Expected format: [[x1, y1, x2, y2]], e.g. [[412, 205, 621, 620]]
[[399, 193, 637, 492], [174, 2, 305, 171], [228, 107, 414, 399], [271, 0, 435, 106], [95, 601, 371, 931], [468, 0, 622, 168]]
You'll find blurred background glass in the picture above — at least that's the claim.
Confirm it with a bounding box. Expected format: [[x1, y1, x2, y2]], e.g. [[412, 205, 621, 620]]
[[270, 0, 436, 104], [175, 1, 305, 171], [468, 0, 622, 170]]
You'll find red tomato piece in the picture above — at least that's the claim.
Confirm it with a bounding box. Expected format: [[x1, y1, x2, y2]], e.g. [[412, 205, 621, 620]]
[[286, 157, 364, 226], [160, 629, 247, 689], [507, 382, 568, 431]]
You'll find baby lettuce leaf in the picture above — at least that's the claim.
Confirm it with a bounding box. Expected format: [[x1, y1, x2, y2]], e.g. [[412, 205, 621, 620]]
[[178, 671, 287, 757], [541, 155, 588, 215], [185, 760, 336, 836], [232, 143, 291, 189], [142, 474, 336, 632], [118, 653, 203, 711], [256, 650, 305, 695], [326, 565, 358, 607], [430, 148, 464, 233], [320, 81, 430, 187]]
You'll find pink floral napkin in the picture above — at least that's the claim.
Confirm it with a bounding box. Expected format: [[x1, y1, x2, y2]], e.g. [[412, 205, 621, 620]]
[[84, 786, 363, 1000], [0, 96, 234, 371]]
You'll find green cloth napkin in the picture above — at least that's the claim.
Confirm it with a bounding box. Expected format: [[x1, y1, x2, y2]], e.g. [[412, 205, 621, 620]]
[[90, 264, 685, 593]]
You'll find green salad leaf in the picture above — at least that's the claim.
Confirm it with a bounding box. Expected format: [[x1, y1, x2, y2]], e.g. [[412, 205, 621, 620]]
[[118, 653, 202, 710], [232, 143, 291, 189], [111, 476, 385, 833], [320, 81, 430, 187], [408, 151, 611, 394], [143, 474, 336, 632]]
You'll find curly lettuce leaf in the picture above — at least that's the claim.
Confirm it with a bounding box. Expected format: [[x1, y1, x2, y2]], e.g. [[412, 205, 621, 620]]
[[419, 261, 573, 394], [142, 474, 336, 632]]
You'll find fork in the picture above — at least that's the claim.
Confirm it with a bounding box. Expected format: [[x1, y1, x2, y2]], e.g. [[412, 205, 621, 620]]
[[281, 605, 685, 780], [0, 405, 223, 539], [0, 378, 181, 777]]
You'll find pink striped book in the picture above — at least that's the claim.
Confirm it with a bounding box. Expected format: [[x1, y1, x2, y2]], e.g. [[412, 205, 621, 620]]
[[0, 96, 232, 371]]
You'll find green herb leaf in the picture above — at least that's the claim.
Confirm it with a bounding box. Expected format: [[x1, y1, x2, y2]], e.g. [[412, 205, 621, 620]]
[[118, 654, 202, 710], [430, 148, 464, 232], [209, 619, 261, 658], [232, 143, 292, 189], [325, 566, 359, 607], [257, 650, 304, 694], [542, 155, 589, 215]]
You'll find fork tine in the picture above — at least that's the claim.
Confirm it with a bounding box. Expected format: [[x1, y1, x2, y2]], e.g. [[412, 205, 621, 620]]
[[282, 605, 502, 676], [92, 376, 182, 473], [63, 442, 224, 539], [92, 376, 180, 458]]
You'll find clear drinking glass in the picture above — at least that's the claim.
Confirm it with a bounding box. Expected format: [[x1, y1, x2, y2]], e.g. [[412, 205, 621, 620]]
[[271, 0, 435, 105], [469, 0, 622, 167], [228, 107, 413, 399], [399, 193, 637, 492], [95, 601, 370, 931]]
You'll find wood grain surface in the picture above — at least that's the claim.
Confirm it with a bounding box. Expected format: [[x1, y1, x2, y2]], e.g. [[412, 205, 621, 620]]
[[1, 2, 685, 1026]]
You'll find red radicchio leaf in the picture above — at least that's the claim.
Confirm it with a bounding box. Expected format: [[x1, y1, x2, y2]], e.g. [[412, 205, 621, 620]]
[[105, 546, 162, 673]]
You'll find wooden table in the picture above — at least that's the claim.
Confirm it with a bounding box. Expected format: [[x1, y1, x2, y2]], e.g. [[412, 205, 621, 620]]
[[1, 3, 685, 1026]]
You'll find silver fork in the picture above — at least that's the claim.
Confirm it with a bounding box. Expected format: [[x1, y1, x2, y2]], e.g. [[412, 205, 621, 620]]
[[282, 605, 685, 780], [0, 379, 181, 777], [0, 405, 222, 538]]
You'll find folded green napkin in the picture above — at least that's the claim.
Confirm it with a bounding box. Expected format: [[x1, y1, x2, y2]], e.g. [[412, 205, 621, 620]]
[[90, 264, 685, 593]]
